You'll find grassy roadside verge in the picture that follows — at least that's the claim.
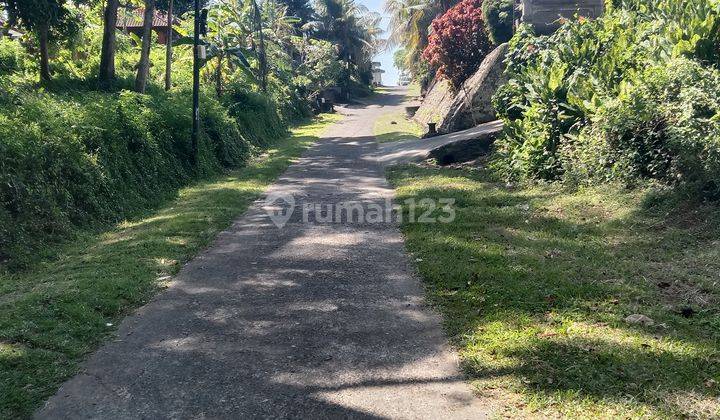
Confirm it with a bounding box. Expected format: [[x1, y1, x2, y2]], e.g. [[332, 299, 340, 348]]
[[388, 164, 720, 418], [372, 85, 425, 144], [0, 114, 341, 418], [373, 111, 425, 143]]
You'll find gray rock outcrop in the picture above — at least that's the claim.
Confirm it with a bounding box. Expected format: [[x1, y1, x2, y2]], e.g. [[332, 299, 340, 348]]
[[413, 43, 509, 135], [428, 129, 499, 165], [414, 78, 454, 129], [439, 43, 509, 134]]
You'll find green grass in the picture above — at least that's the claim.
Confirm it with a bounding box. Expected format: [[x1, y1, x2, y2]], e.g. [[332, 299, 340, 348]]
[[373, 111, 425, 143], [0, 114, 341, 419], [406, 82, 421, 97], [388, 164, 720, 418]]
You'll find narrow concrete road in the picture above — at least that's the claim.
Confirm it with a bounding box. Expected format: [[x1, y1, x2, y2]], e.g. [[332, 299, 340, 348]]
[[37, 87, 488, 419]]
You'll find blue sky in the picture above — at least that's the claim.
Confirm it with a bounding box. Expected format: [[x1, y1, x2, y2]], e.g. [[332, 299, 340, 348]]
[[361, 0, 400, 85]]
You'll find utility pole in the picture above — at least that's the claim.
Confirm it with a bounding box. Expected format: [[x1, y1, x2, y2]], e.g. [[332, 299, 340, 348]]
[[164, 0, 173, 91], [192, 0, 202, 165]]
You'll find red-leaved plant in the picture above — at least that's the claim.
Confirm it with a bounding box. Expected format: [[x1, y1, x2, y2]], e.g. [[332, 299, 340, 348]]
[[422, 0, 494, 89]]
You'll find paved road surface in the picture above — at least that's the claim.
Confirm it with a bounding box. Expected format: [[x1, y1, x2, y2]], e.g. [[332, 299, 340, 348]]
[[37, 87, 488, 419]]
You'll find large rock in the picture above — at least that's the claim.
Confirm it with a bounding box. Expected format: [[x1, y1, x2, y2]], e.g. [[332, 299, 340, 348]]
[[414, 78, 454, 130], [413, 44, 509, 135], [428, 130, 499, 165], [439, 43, 509, 134]]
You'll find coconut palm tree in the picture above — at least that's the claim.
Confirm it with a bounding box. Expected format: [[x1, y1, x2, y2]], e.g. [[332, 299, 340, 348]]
[[313, 0, 382, 75], [384, 0, 453, 76]]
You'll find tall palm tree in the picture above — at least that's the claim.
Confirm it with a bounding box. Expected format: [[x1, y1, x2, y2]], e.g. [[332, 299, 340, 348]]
[[313, 0, 382, 70], [384, 0, 453, 75]]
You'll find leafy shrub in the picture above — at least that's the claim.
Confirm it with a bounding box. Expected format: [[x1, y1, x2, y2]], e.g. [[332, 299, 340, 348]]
[[618, 0, 720, 66], [0, 38, 29, 74], [482, 0, 514, 45], [292, 38, 343, 100], [223, 88, 288, 147], [492, 0, 720, 195], [562, 59, 720, 194], [422, 0, 494, 89]]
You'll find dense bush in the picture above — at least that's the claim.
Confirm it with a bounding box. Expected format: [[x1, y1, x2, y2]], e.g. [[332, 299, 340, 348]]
[[492, 0, 720, 196], [0, 38, 29, 74], [223, 88, 288, 148], [562, 59, 720, 192], [481, 0, 514, 45], [0, 83, 284, 268], [422, 0, 494, 89]]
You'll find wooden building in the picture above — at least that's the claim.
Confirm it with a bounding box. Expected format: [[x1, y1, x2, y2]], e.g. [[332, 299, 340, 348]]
[[116, 9, 179, 45]]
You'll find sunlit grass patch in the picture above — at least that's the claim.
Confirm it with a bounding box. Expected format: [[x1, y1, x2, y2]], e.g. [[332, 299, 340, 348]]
[[406, 82, 421, 97], [373, 111, 425, 143], [0, 114, 341, 419], [388, 164, 720, 418]]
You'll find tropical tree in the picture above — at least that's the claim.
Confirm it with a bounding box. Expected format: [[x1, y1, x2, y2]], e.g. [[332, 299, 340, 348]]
[[292, 37, 341, 98], [202, 0, 255, 96], [2, 0, 77, 82], [384, 0, 454, 78], [313, 0, 382, 82], [99, 0, 120, 86]]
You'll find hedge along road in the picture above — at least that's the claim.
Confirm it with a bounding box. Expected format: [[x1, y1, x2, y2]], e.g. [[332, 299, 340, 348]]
[[37, 87, 490, 419]]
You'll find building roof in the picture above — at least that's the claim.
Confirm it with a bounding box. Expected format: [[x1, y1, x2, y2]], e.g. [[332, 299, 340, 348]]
[[116, 9, 177, 29], [0, 18, 24, 38]]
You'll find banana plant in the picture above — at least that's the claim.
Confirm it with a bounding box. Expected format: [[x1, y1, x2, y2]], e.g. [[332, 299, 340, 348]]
[[175, 0, 301, 95]]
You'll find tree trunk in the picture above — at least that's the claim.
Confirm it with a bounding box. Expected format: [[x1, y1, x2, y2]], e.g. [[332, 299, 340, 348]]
[[99, 0, 120, 87], [38, 23, 51, 82], [215, 53, 222, 97], [164, 0, 173, 91], [134, 0, 156, 94], [253, 0, 267, 93]]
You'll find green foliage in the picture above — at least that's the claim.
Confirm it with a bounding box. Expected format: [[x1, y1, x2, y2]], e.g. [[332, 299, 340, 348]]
[[422, 0, 494, 89], [0, 0, 373, 268], [0, 83, 287, 268], [314, 0, 383, 88], [392, 47, 407, 71], [292, 38, 342, 99], [492, 1, 720, 197], [0, 38, 29, 74], [563, 59, 720, 194], [481, 0, 513, 45], [2, 0, 74, 34], [618, 0, 720, 66], [223, 87, 287, 147], [0, 114, 340, 419]]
